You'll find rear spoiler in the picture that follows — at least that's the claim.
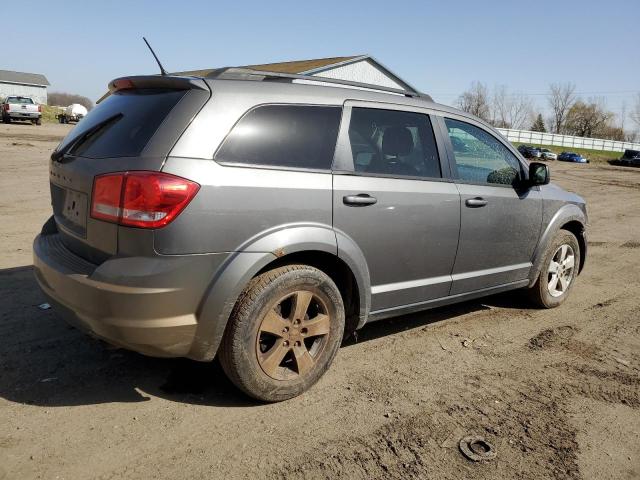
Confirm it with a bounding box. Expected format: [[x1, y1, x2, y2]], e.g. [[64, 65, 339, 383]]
[[97, 75, 208, 104]]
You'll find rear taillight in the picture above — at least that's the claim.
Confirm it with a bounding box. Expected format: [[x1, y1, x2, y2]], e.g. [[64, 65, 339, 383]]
[[90, 171, 200, 229], [38, 105, 42, 112], [3, 104, 8, 111]]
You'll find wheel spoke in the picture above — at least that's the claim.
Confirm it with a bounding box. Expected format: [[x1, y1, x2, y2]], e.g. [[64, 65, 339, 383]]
[[259, 310, 289, 337], [303, 314, 330, 337], [563, 255, 575, 269], [548, 261, 560, 274], [559, 245, 568, 261], [291, 291, 313, 321], [548, 274, 559, 292], [559, 274, 569, 292], [259, 342, 290, 377], [293, 343, 315, 375]]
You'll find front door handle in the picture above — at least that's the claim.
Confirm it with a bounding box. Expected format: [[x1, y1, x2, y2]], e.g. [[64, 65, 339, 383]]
[[343, 194, 377, 206], [465, 197, 488, 208]]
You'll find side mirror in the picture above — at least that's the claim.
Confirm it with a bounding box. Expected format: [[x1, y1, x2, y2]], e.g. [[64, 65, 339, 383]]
[[529, 162, 550, 186]]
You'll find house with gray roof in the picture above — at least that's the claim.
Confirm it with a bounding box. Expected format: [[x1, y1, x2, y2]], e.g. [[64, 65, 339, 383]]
[[0, 70, 50, 104]]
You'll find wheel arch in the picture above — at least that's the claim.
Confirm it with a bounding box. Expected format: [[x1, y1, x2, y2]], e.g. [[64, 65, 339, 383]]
[[527, 204, 587, 287], [188, 224, 370, 361]]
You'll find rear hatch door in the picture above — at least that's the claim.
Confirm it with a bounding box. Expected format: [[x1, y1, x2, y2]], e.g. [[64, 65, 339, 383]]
[[49, 77, 210, 263]]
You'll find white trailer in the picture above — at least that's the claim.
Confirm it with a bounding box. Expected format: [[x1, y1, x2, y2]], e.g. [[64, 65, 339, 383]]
[[57, 104, 88, 124]]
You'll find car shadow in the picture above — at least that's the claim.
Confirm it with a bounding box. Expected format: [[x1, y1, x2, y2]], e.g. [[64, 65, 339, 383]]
[[0, 265, 534, 408]]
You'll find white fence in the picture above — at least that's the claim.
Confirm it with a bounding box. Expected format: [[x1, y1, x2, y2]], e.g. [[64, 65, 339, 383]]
[[496, 128, 640, 153]]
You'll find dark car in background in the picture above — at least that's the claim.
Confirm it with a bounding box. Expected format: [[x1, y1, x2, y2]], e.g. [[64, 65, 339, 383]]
[[558, 152, 588, 163], [518, 145, 541, 159], [619, 149, 640, 167]]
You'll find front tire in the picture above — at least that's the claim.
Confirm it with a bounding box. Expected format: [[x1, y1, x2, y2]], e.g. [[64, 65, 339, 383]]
[[219, 264, 345, 402], [529, 230, 580, 308]]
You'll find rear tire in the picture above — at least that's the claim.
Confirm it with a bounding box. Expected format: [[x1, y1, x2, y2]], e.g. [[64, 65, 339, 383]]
[[219, 264, 345, 402], [528, 230, 580, 308], [35, 118, 42, 126], [2, 115, 10, 124]]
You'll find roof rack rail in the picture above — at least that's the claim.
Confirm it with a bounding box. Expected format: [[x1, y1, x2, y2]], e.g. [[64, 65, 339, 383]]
[[204, 67, 432, 101]]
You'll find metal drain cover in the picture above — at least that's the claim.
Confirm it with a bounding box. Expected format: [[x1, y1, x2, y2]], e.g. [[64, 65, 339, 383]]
[[459, 435, 497, 462]]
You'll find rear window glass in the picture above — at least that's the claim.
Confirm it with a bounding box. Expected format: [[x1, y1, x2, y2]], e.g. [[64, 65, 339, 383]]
[[215, 105, 342, 170], [7, 97, 34, 104], [56, 89, 186, 159]]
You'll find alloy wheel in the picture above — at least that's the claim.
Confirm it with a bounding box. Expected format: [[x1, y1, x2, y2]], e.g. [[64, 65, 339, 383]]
[[547, 244, 576, 297], [256, 290, 331, 380]]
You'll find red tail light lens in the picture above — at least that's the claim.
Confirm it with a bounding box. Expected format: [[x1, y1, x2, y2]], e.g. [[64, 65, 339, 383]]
[[3, 104, 8, 111], [38, 105, 42, 112], [112, 78, 135, 91], [90, 172, 200, 229]]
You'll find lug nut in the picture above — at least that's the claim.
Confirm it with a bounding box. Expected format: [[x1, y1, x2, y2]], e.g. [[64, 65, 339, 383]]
[[283, 340, 289, 346]]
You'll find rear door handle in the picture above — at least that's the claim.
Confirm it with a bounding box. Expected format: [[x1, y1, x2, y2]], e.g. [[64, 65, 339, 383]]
[[465, 197, 488, 208], [343, 194, 377, 206]]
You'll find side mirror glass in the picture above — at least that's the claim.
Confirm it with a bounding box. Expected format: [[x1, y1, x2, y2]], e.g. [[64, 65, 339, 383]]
[[529, 162, 550, 186]]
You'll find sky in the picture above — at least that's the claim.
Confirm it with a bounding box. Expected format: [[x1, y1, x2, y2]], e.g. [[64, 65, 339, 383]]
[[4, 0, 639, 127]]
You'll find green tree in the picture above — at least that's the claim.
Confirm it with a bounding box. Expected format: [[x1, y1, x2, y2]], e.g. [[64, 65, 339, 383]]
[[530, 114, 547, 132]]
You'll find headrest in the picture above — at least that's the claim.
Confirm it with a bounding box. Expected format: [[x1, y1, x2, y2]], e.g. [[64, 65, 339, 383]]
[[382, 126, 413, 156]]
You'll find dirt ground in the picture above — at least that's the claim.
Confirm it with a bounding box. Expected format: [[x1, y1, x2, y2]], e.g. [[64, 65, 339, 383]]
[[0, 122, 638, 480]]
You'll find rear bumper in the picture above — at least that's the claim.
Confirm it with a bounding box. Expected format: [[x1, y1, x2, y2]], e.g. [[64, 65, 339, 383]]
[[6, 112, 40, 119], [33, 233, 229, 359]]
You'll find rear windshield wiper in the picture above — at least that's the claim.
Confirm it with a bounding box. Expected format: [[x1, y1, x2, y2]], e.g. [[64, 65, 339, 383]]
[[51, 113, 123, 162]]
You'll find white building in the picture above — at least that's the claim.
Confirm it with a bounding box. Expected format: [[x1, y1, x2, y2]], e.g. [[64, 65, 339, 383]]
[[0, 70, 50, 104]]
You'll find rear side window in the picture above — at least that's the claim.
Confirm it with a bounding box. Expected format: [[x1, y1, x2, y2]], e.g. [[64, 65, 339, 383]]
[[56, 89, 187, 159], [348, 108, 441, 178], [215, 105, 342, 170]]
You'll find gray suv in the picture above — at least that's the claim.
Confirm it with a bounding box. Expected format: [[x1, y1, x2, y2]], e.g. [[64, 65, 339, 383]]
[[33, 69, 587, 401]]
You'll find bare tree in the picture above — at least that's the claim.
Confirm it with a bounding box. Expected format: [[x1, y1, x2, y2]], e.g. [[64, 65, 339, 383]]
[[631, 93, 640, 130], [48, 92, 93, 110], [564, 99, 613, 138], [619, 101, 627, 132], [492, 85, 532, 130], [547, 82, 577, 133], [457, 82, 491, 122]]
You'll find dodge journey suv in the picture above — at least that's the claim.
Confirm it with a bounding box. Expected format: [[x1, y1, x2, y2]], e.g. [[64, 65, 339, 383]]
[[33, 69, 587, 401]]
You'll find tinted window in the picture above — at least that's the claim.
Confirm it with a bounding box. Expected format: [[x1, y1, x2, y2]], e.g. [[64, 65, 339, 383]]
[[348, 108, 441, 178], [215, 105, 341, 170], [445, 118, 522, 185], [56, 89, 187, 159]]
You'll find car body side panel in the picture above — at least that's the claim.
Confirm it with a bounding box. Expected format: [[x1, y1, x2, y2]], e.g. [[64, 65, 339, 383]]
[[157, 157, 333, 254], [451, 184, 542, 294]]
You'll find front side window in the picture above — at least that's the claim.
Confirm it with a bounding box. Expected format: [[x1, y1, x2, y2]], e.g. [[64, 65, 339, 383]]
[[348, 108, 441, 178], [445, 118, 522, 186], [215, 105, 341, 170]]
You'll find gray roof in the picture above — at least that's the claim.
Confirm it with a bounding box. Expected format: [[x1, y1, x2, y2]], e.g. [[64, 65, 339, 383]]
[[0, 70, 50, 86]]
